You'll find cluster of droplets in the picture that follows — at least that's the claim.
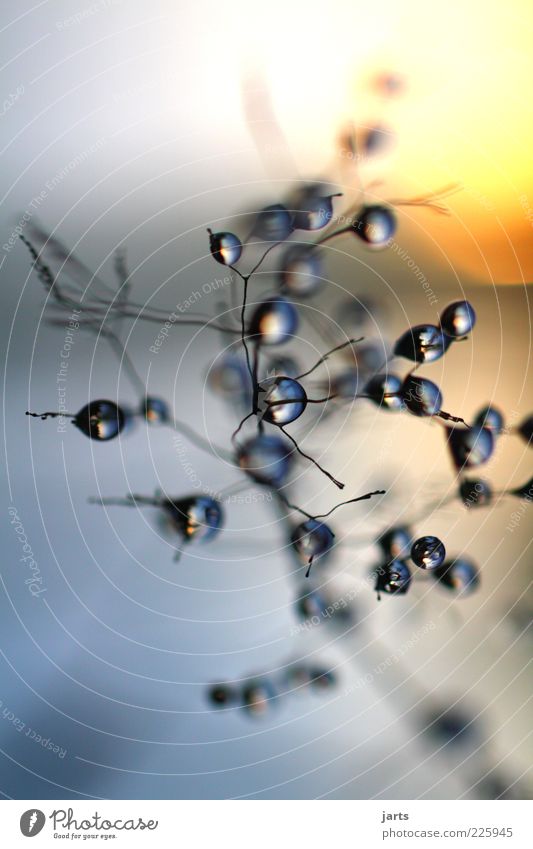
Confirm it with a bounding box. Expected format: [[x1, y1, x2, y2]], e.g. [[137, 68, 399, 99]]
[[88, 491, 224, 561], [24, 197, 533, 587], [373, 527, 479, 600], [20, 167, 532, 728], [208, 660, 337, 717], [373, 525, 479, 599]]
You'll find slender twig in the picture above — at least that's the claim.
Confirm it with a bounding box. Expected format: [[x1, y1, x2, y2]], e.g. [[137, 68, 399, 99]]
[[276, 488, 386, 521], [231, 411, 255, 443], [296, 338, 363, 380], [279, 425, 344, 489]]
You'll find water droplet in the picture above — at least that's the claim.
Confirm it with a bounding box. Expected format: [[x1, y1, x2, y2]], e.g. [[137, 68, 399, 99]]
[[73, 400, 126, 441], [411, 535, 446, 570], [352, 205, 396, 247], [208, 230, 242, 266], [440, 300, 476, 337], [248, 296, 298, 345]]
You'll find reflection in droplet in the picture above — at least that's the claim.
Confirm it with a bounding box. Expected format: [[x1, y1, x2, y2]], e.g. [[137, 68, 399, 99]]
[[374, 560, 412, 597], [237, 434, 293, 487], [446, 425, 494, 469], [208, 229, 243, 266], [411, 535, 446, 570], [352, 205, 396, 247], [73, 400, 126, 441], [394, 324, 451, 364], [259, 376, 307, 425], [163, 496, 224, 543], [365, 372, 404, 411], [474, 405, 505, 434], [248, 296, 298, 345], [402, 376, 442, 418], [440, 300, 476, 338], [140, 396, 169, 424], [291, 519, 335, 567]]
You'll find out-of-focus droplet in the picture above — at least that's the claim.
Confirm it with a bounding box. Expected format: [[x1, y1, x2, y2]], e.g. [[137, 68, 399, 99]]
[[474, 405, 505, 434], [459, 478, 493, 508], [309, 667, 337, 690], [517, 415, 533, 445], [248, 296, 298, 345], [279, 244, 323, 297], [335, 297, 385, 334], [208, 354, 250, 402], [432, 557, 480, 597], [208, 683, 237, 707], [284, 664, 313, 690], [241, 679, 277, 716], [291, 519, 335, 567], [373, 71, 405, 97], [292, 187, 342, 231], [509, 476, 533, 499], [262, 354, 300, 380], [377, 526, 412, 560], [253, 204, 293, 242], [296, 588, 327, 620], [330, 368, 359, 402], [364, 372, 404, 411], [360, 124, 396, 156], [237, 434, 293, 487], [140, 396, 169, 424]]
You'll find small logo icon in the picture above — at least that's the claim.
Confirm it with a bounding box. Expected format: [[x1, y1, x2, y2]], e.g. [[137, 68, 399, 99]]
[[20, 810, 45, 837]]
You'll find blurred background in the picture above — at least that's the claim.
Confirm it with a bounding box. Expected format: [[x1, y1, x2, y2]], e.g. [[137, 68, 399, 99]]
[[0, 0, 531, 799]]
